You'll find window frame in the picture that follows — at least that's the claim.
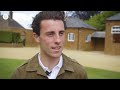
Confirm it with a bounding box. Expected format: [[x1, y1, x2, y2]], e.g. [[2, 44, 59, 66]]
[[68, 33, 75, 42], [111, 26, 120, 34], [85, 34, 91, 42]]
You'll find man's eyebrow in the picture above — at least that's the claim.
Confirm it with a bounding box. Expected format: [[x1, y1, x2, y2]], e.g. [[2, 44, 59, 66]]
[[59, 30, 65, 33], [46, 31, 55, 33], [60, 30, 64, 32], [46, 30, 64, 33]]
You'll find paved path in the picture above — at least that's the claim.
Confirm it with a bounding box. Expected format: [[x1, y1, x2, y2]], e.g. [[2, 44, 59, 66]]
[[0, 47, 120, 72]]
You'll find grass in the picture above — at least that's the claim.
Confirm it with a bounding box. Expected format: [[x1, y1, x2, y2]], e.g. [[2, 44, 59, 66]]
[[0, 58, 120, 79], [0, 58, 25, 79], [85, 67, 120, 79]]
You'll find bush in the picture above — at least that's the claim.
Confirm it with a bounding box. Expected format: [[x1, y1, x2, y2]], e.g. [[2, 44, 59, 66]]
[[0, 31, 22, 43], [12, 32, 21, 43], [0, 31, 13, 43]]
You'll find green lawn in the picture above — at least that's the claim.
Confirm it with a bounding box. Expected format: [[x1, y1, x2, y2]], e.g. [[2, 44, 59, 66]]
[[85, 67, 120, 79], [0, 58, 120, 79], [0, 58, 25, 79]]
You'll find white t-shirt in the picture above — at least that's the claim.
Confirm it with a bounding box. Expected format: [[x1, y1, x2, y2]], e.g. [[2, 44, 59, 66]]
[[38, 53, 63, 79]]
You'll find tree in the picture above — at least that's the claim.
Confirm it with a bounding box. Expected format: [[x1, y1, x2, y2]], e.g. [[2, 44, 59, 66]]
[[67, 11, 101, 20], [85, 11, 120, 31]]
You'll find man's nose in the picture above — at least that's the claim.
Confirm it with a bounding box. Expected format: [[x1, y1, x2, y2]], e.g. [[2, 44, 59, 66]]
[[54, 35, 61, 44]]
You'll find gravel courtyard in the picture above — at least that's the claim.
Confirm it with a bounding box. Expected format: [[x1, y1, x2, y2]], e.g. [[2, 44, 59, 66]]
[[0, 47, 120, 72]]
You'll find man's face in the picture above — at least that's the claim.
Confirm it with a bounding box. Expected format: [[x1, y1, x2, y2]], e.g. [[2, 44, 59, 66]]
[[39, 20, 65, 58]]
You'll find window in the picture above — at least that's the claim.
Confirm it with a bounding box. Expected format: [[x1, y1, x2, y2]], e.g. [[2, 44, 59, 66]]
[[113, 34, 120, 43], [111, 26, 120, 43], [68, 33, 75, 42], [85, 35, 91, 42], [111, 26, 120, 34]]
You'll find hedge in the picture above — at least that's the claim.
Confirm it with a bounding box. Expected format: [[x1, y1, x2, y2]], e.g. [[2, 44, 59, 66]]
[[0, 31, 22, 43]]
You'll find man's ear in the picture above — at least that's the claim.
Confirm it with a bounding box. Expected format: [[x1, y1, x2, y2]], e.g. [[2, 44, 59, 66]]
[[33, 33, 40, 43]]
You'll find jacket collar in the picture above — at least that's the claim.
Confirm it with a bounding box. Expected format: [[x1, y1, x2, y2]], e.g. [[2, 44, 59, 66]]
[[25, 53, 46, 76], [25, 53, 74, 77], [57, 53, 74, 76]]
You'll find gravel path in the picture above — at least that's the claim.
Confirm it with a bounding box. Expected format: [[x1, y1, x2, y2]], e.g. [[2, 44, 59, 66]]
[[0, 47, 120, 72]]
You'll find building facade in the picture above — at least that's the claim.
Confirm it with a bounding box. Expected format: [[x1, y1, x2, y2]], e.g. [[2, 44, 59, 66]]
[[64, 17, 97, 50], [105, 13, 120, 55]]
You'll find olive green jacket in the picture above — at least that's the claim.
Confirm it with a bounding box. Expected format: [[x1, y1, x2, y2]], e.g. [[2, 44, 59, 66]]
[[11, 53, 88, 79]]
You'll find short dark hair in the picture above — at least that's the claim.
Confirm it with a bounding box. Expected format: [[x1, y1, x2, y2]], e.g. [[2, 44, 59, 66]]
[[31, 11, 66, 36]]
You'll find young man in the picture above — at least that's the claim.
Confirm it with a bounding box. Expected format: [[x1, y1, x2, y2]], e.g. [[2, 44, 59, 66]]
[[11, 11, 88, 79]]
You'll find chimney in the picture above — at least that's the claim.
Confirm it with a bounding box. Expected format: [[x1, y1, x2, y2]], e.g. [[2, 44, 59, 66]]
[[9, 11, 13, 20]]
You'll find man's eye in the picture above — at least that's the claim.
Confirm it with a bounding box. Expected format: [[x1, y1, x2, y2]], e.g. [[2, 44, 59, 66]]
[[47, 33, 53, 36], [60, 32, 64, 36]]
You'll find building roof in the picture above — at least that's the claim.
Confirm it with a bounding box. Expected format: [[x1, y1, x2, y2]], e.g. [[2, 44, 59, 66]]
[[0, 11, 25, 29], [8, 18, 25, 29], [65, 17, 97, 30], [106, 13, 120, 20], [92, 31, 105, 38]]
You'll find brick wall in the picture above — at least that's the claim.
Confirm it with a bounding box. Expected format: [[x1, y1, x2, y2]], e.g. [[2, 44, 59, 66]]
[[64, 28, 95, 51], [105, 20, 120, 55]]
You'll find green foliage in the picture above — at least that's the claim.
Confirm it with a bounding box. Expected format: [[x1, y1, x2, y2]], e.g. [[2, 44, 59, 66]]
[[0, 31, 22, 43], [12, 32, 21, 43], [85, 11, 120, 31], [0, 31, 13, 43]]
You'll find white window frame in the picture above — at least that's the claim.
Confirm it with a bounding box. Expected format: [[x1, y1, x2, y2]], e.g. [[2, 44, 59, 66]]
[[111, 26, 120, 34], [85, 35, 91, 42], [68, 33, 75, 42]]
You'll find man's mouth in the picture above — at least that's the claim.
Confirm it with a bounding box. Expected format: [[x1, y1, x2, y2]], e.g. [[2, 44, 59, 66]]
[[51, 46, 61, 50]]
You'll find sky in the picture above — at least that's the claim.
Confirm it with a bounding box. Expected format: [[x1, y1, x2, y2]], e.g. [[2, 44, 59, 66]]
[[0, 11, 72, 29], [0, 11, 40, 29]]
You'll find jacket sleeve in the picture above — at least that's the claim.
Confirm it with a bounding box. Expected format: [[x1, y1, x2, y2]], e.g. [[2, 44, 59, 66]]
[[11, 69, 21, 79]]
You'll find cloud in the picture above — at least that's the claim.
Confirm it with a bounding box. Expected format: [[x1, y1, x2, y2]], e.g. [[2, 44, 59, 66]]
[[1, 11, 40, 29], [13, 12, 34, 29]]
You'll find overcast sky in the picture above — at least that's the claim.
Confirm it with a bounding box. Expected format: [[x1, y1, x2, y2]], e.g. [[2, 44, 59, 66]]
[[0, 11, 40, 29], [0, 11, 72, 29]]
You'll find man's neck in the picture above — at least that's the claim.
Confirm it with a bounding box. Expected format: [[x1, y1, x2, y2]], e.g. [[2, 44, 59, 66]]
[[40, 53, 60, 70]]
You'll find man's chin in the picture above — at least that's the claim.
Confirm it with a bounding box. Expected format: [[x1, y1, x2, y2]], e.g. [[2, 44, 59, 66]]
[[51, 52, 62, 58]]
